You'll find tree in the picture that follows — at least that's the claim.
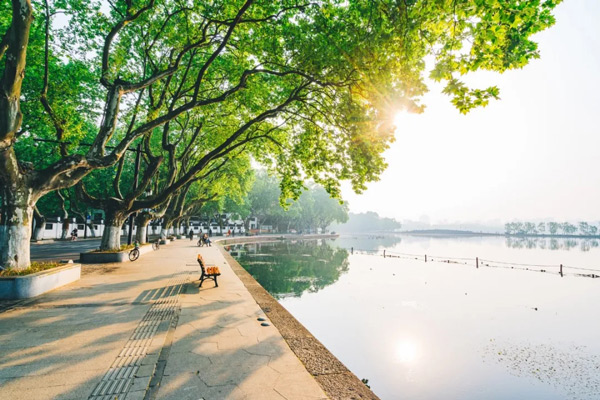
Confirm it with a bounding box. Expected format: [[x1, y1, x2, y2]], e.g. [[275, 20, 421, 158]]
[[523, 222, 537, 235], [245, 171, 281, 231], [548, 222, 560, 235], [561, 222, 577, 235], [236, 171, 348, 233], [513, 222, 525, 235], [1, 0, 563, 269], [296, 187, 349, 232], [537, 222, 546, 235]]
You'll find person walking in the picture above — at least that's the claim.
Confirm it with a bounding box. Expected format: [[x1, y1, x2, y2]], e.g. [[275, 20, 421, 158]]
[[188, 228, 194, 241]]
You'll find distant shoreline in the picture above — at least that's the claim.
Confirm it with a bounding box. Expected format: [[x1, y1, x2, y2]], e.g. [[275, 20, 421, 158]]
[[398, 229, 600, 239]]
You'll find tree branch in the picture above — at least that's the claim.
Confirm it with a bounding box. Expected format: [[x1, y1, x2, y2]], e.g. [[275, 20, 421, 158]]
[[0, 28, 9, 61], [192, 0, 255, 100], [113, 154, 125, 199], [101, 0, 156, 87], [40, 0, 67, 156]]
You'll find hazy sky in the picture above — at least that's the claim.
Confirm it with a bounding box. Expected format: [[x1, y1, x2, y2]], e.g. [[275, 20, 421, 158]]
[[340, 0, 600, 224]]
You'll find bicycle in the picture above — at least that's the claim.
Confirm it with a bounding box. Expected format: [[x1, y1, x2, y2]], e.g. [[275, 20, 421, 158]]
[[129, 241, 140, 261], [197, 238, 205, 247], [152, 239, 160, 250]]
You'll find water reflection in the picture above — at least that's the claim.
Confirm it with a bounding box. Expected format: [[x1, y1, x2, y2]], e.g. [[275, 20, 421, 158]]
[[335, 234, 403, 251], [505, 237, 598, 251], [232, 239, 349, 298], [232, 236, 600, 400]]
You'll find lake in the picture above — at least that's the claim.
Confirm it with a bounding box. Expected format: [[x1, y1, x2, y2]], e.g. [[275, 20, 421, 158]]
[[229, 235, 600, 400]]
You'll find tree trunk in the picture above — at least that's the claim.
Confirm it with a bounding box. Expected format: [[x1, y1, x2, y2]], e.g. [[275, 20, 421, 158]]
[[0, 225, 5, 253], [32, 206, 46, 241], [99, 210, 127, 250], [0, 186, 35, 270], [56, 191, 70, 240], [85, 222, 95, 238], [161, 217, 174, 238], [61, 220, 69, 240], [136, 214, 152, 244]]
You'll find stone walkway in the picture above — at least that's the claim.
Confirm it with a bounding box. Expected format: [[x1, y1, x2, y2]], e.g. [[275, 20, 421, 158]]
[[0, 239, 327, 400]]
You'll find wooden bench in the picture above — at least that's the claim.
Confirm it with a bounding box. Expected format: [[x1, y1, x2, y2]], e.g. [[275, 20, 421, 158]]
[[197, 254, 221, 287]]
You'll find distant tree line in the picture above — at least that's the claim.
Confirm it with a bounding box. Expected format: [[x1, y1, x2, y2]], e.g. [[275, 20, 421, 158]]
[[330, 211, 402, 233], [504, 222, 599, 236], [228, 171, 349, 233]]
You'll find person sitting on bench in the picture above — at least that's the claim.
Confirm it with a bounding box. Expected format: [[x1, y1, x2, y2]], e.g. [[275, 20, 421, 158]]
[[202, 233, 212, 246]]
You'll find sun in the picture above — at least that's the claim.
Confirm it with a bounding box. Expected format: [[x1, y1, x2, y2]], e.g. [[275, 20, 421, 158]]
[[396, 340, 418, 364]]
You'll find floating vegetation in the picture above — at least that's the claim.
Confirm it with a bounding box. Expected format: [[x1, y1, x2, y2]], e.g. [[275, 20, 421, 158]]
[[483, 340, 600, 399]]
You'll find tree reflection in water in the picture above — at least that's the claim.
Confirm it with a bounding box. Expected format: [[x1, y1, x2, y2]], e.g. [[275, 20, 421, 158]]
[[505, 237, 599, 252], [231, 240, 349, 298]]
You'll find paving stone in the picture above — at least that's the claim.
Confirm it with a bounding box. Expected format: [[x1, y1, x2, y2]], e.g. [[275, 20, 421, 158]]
[[235, 365, 280, 396], [157, 372, 244, 400], [129, 376, 150, 392], [123, 389, 147, 400], [275, 372, 332, 400], [134, 363, 155, 378], [163, 351, 212, 376]]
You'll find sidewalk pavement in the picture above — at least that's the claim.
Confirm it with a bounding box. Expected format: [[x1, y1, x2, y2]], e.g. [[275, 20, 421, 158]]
[[0, 239, 327, 400]]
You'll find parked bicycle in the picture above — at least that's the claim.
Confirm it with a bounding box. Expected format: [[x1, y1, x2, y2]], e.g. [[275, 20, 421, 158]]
[[129, 241, 140, 261]]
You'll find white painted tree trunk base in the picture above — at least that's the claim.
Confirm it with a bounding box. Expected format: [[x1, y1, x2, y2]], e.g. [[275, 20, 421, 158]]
[[100, 225, 122, 250], [136, 226, 148, 244], [1, 211, 33, 269]]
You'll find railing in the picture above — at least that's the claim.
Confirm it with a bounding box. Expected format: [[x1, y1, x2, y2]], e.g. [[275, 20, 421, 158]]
[[346, 247, 600, 279]]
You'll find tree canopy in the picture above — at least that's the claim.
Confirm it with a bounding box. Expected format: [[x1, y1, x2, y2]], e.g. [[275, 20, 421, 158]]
[[1, 0, 563, 269], [231, 170, 349, 233]]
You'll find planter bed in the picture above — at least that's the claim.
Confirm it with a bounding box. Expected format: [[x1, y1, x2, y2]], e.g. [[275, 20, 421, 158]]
[[80, 244, 153, 264], [0, 263, 81, 300], [159, 238, 171, 245]]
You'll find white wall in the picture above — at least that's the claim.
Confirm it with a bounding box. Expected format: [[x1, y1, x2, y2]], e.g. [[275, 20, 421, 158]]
[[36, 221, 104, 240]]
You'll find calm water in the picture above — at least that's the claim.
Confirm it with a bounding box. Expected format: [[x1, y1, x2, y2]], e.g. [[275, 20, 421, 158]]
[[230, 235, 600, 400]]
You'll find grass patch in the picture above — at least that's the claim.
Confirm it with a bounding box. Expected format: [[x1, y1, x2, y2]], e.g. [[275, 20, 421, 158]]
[[91, 244, 135, 253], [0, 261, 63, 277]]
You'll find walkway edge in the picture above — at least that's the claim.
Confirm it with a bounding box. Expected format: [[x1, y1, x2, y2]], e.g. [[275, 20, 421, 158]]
[[218, 242, 380, 400]]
